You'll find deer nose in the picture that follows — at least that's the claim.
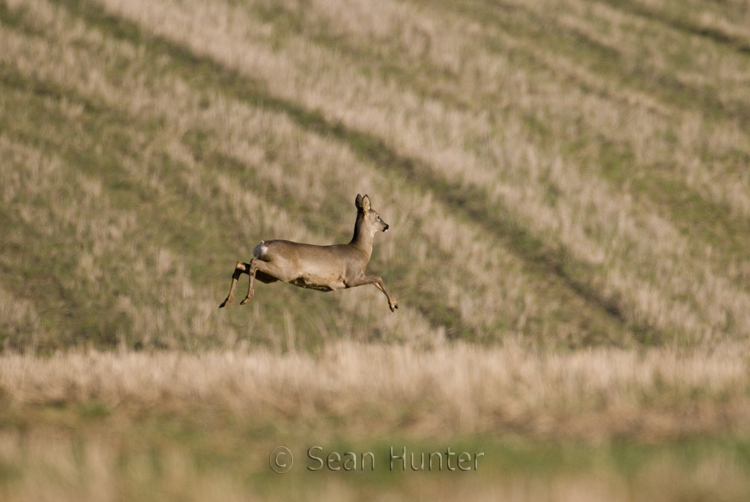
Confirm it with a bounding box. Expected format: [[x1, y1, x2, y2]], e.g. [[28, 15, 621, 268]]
[[383, 224, 389, 232]]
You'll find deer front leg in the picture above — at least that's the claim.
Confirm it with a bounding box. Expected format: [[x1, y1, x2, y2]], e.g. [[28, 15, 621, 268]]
[[374, 280, 399, 312], [219, 261, 250, 308], [346, 275, 398, 312]]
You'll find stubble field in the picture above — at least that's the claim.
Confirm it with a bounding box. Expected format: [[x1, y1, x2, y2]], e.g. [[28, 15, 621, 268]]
[[2, 0, 750, 499]]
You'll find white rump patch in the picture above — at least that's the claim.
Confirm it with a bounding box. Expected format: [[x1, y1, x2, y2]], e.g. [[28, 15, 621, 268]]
[[253, 240, 268, 260]]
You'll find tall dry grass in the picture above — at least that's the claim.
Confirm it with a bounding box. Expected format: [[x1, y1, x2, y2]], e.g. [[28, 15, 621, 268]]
[[2, 341, 750, 501], [3, 342, 749, 441]]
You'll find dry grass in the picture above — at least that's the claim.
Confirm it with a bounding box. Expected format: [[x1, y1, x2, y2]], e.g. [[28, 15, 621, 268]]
[[2, 344, 750, 501], [2, 342, 750, 441]]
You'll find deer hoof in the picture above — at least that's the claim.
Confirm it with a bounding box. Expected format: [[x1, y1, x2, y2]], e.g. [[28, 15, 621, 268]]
[[239, 297, 251, 306], [390, 302, 398, 312], [219, 299, 230, 308]]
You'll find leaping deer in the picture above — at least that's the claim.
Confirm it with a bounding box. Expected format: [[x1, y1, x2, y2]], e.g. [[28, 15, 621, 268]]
[[219, 194, 398, 311]]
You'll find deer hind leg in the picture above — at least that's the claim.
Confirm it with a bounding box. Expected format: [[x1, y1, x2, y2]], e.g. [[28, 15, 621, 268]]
[[219, 261, 250, 308], [239, 262, 257, 306], [239, 258, 295, 305]]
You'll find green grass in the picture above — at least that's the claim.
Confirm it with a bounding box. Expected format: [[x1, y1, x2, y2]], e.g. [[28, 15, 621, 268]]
[[3, 404, 750, 501]]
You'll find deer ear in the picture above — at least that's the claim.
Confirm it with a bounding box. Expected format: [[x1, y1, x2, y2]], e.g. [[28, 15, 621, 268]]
[[361, 195, 371, 212], [355, 194, 363, 209]]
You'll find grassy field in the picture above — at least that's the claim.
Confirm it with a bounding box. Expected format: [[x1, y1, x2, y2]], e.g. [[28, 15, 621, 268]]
[[2, 0, 750, 499], [3, 344, 750, 501]]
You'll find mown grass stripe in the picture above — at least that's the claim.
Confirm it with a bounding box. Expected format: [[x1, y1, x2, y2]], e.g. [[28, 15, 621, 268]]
[[58, 0, 641, 345]]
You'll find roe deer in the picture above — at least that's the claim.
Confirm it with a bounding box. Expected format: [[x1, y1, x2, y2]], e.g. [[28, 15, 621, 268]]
[[219, 194, 398, 311]]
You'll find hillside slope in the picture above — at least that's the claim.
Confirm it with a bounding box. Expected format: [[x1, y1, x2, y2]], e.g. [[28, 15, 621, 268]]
[[2, 0, 750, 351]]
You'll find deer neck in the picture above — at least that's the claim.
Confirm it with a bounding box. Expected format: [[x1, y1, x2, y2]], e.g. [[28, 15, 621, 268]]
[[349, 214, 374, 259]]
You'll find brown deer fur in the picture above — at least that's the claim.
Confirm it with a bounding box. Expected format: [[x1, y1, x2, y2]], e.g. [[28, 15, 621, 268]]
[[219, 194, 398, 312]]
